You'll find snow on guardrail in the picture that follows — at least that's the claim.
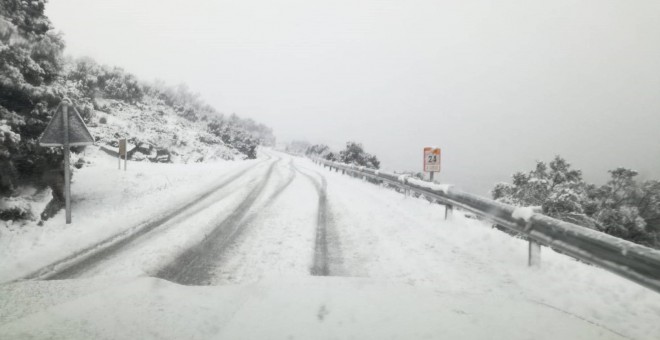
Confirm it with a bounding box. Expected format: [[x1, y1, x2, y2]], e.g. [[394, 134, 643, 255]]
[[511, 207, 539, 222], [405, 178, 452, 195]]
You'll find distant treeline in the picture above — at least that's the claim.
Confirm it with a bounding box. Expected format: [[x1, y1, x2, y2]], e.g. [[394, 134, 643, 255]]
[[288, 141, 380, 170]]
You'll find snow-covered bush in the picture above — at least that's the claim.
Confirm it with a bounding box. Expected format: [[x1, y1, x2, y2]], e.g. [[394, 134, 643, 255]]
[[0, 2, 69, 217], [587, 168, 660, 247], [493, 158, 660, 249], [338, 142, 380, 169], [305, 144, 334, 160], [0, 197, 34, 221], [207, 118, 259, 159], [492, 157, 587, 216], [103, 71, 142, 103]]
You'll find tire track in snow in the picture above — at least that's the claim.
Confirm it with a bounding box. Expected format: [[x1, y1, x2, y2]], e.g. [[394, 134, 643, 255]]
[[155, 158, 298, 285], [294, 163, 342, 276], [205, 158, 310, 284], [263, 158, 297, 203], [22, 157, 273, 281]]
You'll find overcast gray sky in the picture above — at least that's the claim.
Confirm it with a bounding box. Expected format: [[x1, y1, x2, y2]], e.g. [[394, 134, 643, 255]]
[[47, 0, 660, 194]]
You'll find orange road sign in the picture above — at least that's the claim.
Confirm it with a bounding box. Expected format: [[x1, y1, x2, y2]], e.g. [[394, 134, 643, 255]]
[[423, 147, 441, 173]]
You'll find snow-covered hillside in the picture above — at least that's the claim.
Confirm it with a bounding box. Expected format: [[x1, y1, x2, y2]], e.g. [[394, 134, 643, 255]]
[[91, 96, 242, 163], [1, 51, 275, 227]]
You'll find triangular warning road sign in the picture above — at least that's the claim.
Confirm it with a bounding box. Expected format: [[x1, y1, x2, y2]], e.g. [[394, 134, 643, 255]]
[[39, 101, 95, 147]]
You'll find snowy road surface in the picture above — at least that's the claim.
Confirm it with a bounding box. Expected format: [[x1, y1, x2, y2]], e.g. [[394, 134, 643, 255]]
[[1, 149, 659, 339]]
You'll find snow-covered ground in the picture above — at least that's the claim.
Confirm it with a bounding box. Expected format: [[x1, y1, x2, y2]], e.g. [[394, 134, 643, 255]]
[[1, 150, 659, 339], [0, 276, 632, 340], [0, 146, 260, 283]]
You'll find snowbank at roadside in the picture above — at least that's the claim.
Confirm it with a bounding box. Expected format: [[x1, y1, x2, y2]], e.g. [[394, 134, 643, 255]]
[[0, 147, 259, 283]]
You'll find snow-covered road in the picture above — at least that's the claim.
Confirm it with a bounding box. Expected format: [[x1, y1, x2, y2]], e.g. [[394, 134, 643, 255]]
[[2, 149, 660, 339]]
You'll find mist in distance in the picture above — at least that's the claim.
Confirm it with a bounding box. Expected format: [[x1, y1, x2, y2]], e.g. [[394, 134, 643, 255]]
[[48, 0, 660, 194]]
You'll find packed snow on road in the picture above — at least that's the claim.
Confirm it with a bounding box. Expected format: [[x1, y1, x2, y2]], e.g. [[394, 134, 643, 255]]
[[1, 148, 659, 339]]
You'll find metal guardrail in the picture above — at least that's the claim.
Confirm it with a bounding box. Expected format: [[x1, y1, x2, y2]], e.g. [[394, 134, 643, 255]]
[[313, 158, 660, 294]]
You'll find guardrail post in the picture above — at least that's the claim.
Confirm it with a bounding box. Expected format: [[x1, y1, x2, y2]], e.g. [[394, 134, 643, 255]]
[[528, 240, 541, 267], [444, 204, 453, 220]]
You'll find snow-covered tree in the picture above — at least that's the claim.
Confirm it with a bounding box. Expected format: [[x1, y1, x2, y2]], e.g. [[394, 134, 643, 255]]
[[493, 159, 660, 249], [207, 118, 259, 159], [588, 168, 660, 247], [492, 156, 587, 219], [305, 144, 337, 161], [1, 0, 66, 200], [338, 142, 380, 169]]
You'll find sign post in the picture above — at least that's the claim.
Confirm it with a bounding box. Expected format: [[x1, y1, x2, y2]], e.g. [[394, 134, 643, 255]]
[[39, 98, 95, 224], [423, 147, 441, 182], [62, 103, 71, 223], [118, 139, 127, 171]]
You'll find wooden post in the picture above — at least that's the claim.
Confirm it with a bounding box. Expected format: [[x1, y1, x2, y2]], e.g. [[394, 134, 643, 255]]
[[430, 171, 434, 182], [119, 139, 127, 171], [62, 102, 72, 224]]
